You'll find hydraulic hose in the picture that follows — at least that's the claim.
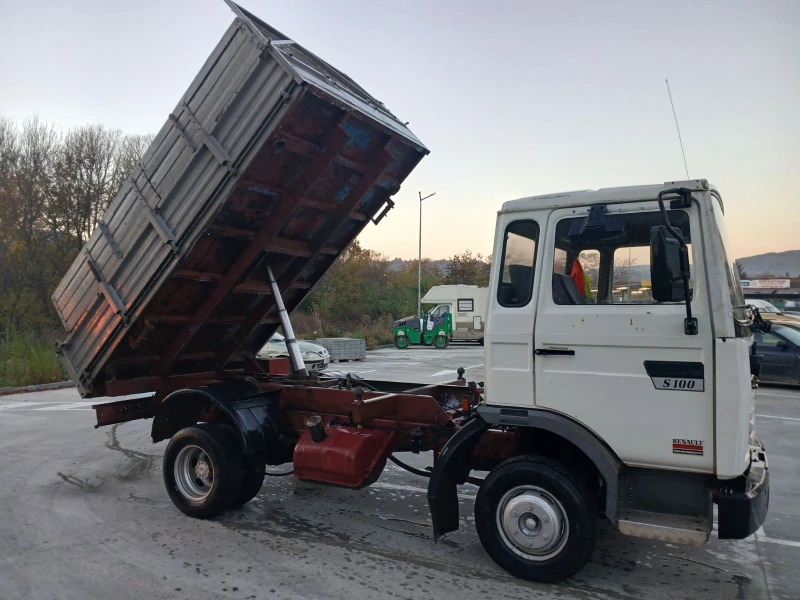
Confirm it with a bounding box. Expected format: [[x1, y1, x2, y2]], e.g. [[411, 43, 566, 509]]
[[387, 454, 484, 487]]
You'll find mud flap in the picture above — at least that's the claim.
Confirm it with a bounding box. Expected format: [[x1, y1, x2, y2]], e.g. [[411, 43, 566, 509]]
[[427, 415, 489, 540]]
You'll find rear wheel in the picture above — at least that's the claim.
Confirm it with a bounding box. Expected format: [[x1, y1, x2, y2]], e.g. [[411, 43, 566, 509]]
[[475, 455, 596, 583], [233, 454, 266, 507], [197, 423, 265, 508], [163, 425, 243, 519], [394, 334, 411, 349], [478, 337, 484, 346]]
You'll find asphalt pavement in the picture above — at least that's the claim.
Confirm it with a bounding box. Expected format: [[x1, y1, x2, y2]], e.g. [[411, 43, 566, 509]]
[[0, 344, 797, 600]]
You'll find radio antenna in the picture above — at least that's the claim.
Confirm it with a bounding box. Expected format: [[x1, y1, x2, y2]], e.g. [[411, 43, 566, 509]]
[[665, 79, 690, 179]]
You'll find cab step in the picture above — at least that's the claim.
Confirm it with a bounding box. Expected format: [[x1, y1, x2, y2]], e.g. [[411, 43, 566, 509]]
[[617, 509, 711, 546]]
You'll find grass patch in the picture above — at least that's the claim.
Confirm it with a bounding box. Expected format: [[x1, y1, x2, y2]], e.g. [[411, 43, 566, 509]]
[[0, 328, 66, 388]]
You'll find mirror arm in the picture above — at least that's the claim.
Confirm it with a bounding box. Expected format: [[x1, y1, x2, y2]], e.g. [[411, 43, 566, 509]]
[[656, 188, 697, 335]]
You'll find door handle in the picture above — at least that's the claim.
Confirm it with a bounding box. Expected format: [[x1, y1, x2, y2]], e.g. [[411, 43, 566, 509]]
[[535, 348, 575, 356]]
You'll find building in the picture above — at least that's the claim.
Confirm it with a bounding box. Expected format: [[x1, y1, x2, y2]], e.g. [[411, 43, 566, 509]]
[[742, 279, 800, 308]]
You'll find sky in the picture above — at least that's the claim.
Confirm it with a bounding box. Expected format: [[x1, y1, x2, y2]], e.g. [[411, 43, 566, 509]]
[[1, 0, 797, 261]]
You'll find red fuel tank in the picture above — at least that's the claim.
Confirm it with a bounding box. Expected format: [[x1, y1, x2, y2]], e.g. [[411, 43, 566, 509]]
[[293, 424, 393, 488]]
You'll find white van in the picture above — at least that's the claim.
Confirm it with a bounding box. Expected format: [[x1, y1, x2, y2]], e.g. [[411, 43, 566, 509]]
[[421, 284, 488, 343]]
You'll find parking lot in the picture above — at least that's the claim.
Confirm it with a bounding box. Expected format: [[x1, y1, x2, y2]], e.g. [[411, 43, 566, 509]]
[[0, 344, 797, 600]]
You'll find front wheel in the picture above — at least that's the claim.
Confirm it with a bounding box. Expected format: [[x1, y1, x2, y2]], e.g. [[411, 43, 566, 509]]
[[394, 334, 410, 349], [433, 333, 450, 349], [163, 425, 243, 519], [475, 455, 597, 583]]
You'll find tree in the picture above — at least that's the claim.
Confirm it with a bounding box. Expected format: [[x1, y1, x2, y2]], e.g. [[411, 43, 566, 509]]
[[0, 116, 151, 332], [384, 258, 442, 317], [578, 250, 600, 290], [612, 256, 638, 300], [302, 240, 392, 323], [0, 116, 60, 327], [443, 250, 491, 286], [50, 125, 122, 256]]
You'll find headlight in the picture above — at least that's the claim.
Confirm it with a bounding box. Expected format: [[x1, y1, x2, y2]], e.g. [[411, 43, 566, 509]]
[[301, 352, 316, 360]]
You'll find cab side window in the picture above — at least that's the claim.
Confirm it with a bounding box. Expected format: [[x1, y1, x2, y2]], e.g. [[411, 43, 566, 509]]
[[497, 221, 539, 307], [552, 209, 692, 305], [429, 305, 450, 318]]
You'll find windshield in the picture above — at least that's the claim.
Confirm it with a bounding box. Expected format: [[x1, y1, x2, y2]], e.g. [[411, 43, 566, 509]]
[[774, 324, 800, 346], [749, 300, 780, 313], [712, 194, 749, 337]]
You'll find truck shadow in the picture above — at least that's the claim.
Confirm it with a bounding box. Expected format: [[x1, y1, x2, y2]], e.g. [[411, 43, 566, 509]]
[[212, 476, 764, 599]]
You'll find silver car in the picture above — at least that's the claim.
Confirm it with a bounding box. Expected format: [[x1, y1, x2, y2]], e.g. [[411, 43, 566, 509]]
[[256, 333, 330, 371]]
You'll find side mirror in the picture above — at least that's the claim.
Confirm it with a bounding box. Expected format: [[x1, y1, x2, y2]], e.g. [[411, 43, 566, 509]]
[[650, 225, 688, 303], [777, 340, 790, 351]]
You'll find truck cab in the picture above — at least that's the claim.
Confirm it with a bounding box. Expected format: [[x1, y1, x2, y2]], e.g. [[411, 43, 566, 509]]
[[459, 179, 768, 578]]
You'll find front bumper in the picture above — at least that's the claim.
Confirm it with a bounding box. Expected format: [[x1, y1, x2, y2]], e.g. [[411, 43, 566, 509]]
[[306, 358, 329, 372], [715, 440, 769, 539]]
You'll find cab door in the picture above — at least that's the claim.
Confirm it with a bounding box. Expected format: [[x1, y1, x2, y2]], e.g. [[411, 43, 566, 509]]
[[484, 215, 543, 407], [533, 201, 715, 472]]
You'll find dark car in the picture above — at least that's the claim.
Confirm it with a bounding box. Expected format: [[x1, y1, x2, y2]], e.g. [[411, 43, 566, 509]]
[[754, 323, 800, 385]]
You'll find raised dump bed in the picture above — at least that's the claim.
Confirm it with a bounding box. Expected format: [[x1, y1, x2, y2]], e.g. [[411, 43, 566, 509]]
[[52, 1, 427, 397]]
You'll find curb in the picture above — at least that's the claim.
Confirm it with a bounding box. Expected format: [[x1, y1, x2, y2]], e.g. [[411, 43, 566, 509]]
[[0, 381, 76, 397]]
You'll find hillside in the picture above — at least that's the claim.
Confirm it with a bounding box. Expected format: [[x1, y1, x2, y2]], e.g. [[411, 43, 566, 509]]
[[736, 250, 800, 278], [385, 250, 800, 280]]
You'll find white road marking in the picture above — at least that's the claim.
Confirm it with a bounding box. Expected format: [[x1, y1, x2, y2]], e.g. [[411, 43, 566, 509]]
[[34, 402, 97, 411], [0, 402, 53, 410], [757, 392, 800, 399], [429, 363, 484, 378], [757, 414, 800, 422], [755, 527, 800, 548], [429, 370, 458, 378]]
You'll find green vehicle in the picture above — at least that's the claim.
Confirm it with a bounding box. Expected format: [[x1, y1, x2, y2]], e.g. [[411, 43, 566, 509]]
[[392, 305, 452, 349]]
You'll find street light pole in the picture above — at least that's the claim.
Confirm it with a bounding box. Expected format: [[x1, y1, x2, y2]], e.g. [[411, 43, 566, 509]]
[[418, 190, 436, 317]]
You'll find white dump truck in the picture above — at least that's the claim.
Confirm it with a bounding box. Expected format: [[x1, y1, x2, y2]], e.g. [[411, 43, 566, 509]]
[[51, 3, 770, 583]]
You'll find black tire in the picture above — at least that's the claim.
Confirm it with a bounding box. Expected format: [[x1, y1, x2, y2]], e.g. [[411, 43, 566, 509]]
[[233, 454, 265, 507], [163, 425, 243, 519], [475, 455, 597, 583], [433, 333, 450, 349], [478, 337, 484, 346], [394, 334, 410, 349], [196, 423, 265, 508]]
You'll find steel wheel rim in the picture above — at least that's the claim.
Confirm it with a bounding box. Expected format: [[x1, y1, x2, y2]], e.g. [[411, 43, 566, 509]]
[[496, 485, 569, 561], [174, 444, 214, 503]]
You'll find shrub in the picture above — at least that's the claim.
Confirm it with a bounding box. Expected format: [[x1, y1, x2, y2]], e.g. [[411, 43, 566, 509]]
[[0, 328, 66, 388]]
